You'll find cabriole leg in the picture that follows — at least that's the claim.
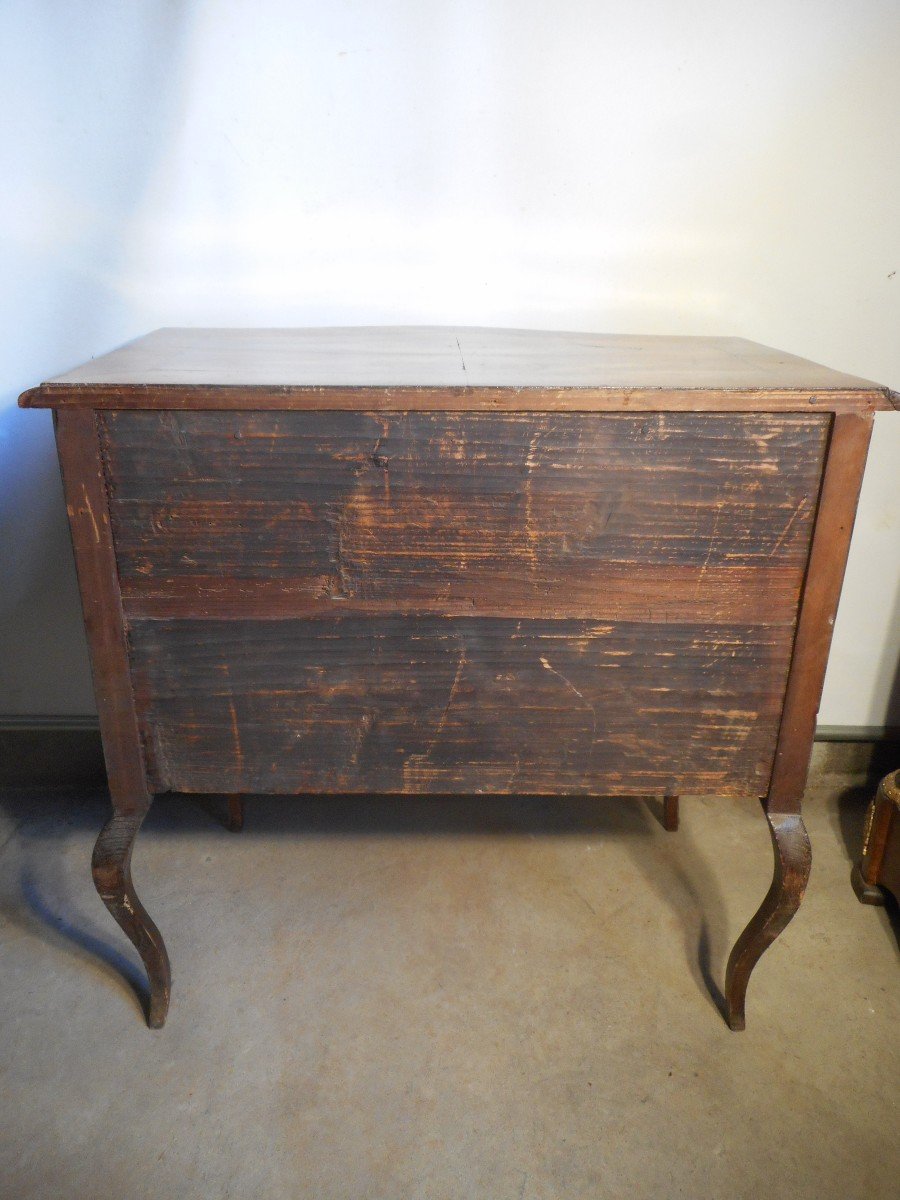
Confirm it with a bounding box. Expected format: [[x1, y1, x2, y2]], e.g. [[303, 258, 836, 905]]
[[724, 805, 811, 1031], [92, 801, 171, 1029]]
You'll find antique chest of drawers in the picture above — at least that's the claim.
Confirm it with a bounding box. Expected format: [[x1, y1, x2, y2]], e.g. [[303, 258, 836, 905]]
[[20, 327, 897, 1029]]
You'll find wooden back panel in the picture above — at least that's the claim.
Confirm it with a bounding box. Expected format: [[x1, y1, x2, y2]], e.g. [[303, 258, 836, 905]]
[[100, 410, 829, 797]]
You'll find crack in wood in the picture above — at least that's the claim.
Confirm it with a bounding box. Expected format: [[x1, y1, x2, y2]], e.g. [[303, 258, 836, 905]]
[[539, 654, 597, 736]]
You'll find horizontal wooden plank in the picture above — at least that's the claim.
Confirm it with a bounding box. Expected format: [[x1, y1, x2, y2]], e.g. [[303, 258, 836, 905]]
[[103, 411, 826, 623], [129, 616, 795, 797], [20, 328, 895, 414], [120, 565, 805, 623]]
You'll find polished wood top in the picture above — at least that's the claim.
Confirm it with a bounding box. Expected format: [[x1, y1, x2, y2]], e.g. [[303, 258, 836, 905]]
[[19, 327, 897, 412]]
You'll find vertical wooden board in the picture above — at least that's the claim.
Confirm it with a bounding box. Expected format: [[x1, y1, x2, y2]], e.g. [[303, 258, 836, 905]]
[[54, 409, 150, 806], [766, 413, 874, 811]]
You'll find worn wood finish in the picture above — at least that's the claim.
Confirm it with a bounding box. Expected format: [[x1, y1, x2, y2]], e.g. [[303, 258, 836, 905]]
[[725, 807, 812, 1031], [54, 409, 171, 1027], [54, 410, 148, 807], [23, 383, 894, 415], [92, 806, 170, 1028], [25, 328, 892, 1031], [117, 570, 810, 624], [851, 770, 900, 904], [19, 327, 896, 412], [766, 414, 874, 813], [102, 411, 826, 628], [128, 616, 794, 798], [722, 415, 875, 1028]]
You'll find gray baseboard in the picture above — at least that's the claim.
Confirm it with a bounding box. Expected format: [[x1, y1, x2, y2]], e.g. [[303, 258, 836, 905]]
[[0, 717, 105, 788], [1, 715, 898, 790], [815, 725, 900, 742]]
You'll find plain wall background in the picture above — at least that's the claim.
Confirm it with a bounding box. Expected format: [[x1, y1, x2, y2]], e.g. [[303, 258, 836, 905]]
[[2, 0, 898, 727]]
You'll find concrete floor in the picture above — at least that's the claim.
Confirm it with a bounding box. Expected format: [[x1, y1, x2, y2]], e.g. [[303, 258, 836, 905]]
[[0, 748, 897, 1200]]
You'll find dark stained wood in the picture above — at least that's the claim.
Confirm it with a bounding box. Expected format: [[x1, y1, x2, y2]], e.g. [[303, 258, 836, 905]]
[[128, 616, 795, 798], [851, 770, 900, 904], [117, 569, 809, 624], [725, 807, 812, 1031], [31, 328, 893, 1031], [663, 795, 680, 832], [102, 411, 826, 627], [766, 413, 874, 813], [92, 808, 170, 1028], [54, 409, 171, 1027], [54, 410, 150, 807], [724, 414, 876, 1028], [18, 327, 896, 412], [226, 797, 245, 834], [24, 384, 893, 414]]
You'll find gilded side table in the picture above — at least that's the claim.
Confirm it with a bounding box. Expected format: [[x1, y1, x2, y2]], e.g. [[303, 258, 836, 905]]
[[20, 328, 898, 1029]]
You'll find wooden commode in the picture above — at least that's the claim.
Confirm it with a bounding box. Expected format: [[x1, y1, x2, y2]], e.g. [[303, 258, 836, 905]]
[[19, 327, 898, 1029]]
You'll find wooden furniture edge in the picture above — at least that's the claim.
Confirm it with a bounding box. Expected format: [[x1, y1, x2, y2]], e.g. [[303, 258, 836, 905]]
[[19, 383, 895, 413], [55, 408, 171, 1027], [765, 412, 875, 813], [54, 409, 149, 803], [721, 413, 874, 1026]]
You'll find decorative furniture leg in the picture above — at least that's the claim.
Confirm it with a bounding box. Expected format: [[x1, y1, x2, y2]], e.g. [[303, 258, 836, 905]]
[[724, 805, 811, 1031], [55, 409, 173, 1028], [92, 801, 171, 1028], [226, 797, 245, 833], [663, 794, 679, 832], [851, 770, 900, 905]]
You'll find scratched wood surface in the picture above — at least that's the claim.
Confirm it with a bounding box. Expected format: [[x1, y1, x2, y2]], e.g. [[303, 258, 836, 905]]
[[129, 616, 795, 796], [31, 328, 892, 1030], [20, 327, 896, 412], [100, 410, 829, 797], [102, 410, 828, 625]]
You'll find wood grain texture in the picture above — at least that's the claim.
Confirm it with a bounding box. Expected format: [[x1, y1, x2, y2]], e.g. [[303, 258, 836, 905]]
[[39, 334, 891, 1034], [724, 807, 812, 1031], [19, 327, 895, 412], [102, 411, 827, 625], [92, 807, 171, 1028], [766, 413, 874, 812], [129, 616, 795, 798], [54, 409, 171, 1027], [54, 409, 150, 807]]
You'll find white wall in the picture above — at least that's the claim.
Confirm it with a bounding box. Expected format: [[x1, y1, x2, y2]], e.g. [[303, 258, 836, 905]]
[[2, 0, 898, 726]]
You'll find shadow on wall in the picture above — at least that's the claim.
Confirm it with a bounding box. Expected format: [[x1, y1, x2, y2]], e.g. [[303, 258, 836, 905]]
[[0, 5, 195, 715]]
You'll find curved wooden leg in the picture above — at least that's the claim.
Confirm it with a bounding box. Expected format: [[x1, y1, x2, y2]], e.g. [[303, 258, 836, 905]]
[[226, 797, 245, 833], [92, 804, 171, 1029], [663, 794, 679, 832], [725, 806, 811, 1031]]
